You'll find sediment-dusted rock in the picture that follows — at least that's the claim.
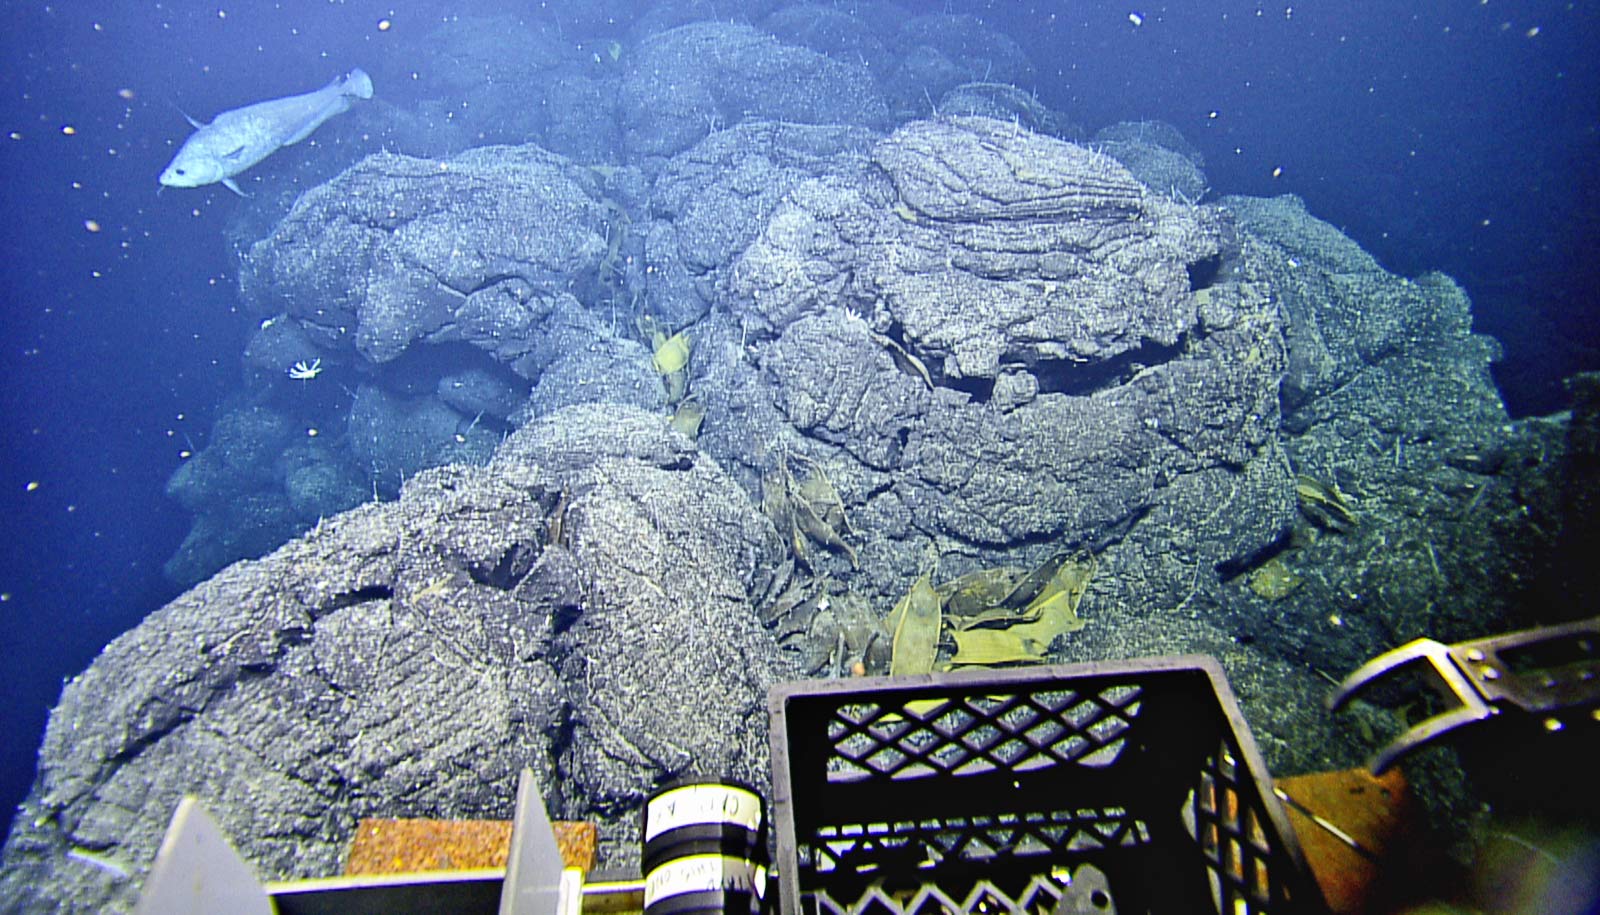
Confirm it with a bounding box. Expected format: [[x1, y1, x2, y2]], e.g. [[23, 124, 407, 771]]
[[0, 405, 792, 912], [240, 146, 612, 367], [617, 22, 890, 165], [647, 120, 878, 327], [732, 117, 1223, 380], [718, 116, 1283, 610], [1221, 194, 1535, 676], [882, 14, 1034, 116]]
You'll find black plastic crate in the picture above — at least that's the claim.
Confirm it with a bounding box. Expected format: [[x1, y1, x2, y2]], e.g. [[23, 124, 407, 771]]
[[767, 655, 1326, 915]]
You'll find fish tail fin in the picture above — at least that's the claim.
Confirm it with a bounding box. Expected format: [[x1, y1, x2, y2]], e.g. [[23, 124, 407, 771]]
[[342, 68, 374, 101], [166, 98, 206, 128]]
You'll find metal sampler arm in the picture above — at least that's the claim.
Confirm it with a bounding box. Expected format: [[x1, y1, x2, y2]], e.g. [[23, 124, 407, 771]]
[[1327, 616, 1600, 773]]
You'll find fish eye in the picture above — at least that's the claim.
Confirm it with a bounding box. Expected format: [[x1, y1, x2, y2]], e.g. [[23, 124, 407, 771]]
[[174, 168, 185, 175]]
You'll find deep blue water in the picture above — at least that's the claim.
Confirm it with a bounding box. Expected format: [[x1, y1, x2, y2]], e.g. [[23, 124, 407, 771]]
[[1, 0, 1595, 844]]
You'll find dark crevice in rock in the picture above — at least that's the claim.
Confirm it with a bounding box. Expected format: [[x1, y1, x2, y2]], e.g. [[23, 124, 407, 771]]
[[653, 454, 696, 472], [549, 597, 584, 636], [880, 320, 912, 347], [1034, 336, 1185, 397], [266, 626, 313, 659], [519, 546, 588, 635], [374, 342, 519, 398], [1187, 253, 1223, 291], [546, 706, 578, 814], [470, 541, 541, 591], [467, 273, 530, 296], [114, 698, 191, 763], [314, 585, 395, 620], [109, 634, 306, 763], [943, 373, 996, 403]]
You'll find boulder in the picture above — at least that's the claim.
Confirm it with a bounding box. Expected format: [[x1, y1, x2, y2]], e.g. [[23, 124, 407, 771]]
[[0, 405, 794, 912], [618, 22, 889, 165], [240, 146, 612, 368]]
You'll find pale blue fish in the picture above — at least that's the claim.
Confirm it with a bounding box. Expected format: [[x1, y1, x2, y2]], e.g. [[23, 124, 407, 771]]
[[160, 68, 373, 196]]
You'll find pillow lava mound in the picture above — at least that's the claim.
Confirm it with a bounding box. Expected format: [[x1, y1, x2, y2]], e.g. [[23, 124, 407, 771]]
[[711, 116, 1290, 611], [0, 115, 1543, 913], [0, 407, 796, 913]]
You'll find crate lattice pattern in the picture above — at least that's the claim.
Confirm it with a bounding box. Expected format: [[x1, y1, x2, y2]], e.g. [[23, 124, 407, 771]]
[[811, 871, 1089, 915], [1189, 740, 1298, 912], [795, 683, 1306, 914], [824, 686, 1140, 784]]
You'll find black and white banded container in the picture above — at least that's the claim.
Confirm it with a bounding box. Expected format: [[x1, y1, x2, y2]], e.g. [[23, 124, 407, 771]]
[[641, 780, 769, 915]]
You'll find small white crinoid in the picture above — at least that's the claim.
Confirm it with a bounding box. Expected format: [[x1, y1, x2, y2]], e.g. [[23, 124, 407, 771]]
[[288, 358, 323, 381]]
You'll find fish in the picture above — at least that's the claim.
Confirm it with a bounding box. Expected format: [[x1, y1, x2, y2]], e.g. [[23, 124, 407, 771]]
[[160, 67, 373, 196]]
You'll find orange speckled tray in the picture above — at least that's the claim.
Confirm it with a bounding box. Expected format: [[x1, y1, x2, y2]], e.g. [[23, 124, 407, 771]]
[[346, 818, 597, 875]]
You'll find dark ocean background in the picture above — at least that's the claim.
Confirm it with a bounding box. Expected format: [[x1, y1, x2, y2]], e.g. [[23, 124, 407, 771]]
[[0, 0, 1595, 844]]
